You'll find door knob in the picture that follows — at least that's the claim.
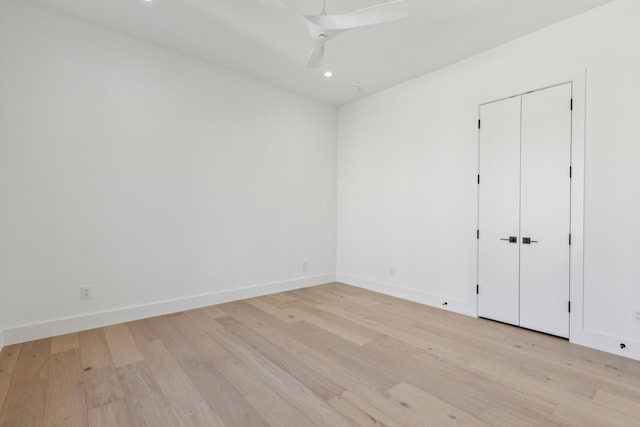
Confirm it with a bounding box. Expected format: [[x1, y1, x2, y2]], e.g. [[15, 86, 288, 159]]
[[500, 236, 518, 243], [522, 237, 539, 244]]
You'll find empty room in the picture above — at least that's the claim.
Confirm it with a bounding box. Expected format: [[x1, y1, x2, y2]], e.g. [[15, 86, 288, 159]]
[[1, 0, 639, 425]]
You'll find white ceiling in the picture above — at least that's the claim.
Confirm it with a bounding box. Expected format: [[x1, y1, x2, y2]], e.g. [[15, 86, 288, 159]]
[[30, 0, 615, 105]]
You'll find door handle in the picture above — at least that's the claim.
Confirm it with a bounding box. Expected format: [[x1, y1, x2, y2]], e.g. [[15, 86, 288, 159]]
[[500, 236, 518, 243], [522, 237, 539, 244]]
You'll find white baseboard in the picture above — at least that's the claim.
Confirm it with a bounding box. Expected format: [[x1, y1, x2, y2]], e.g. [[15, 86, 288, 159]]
[[571, 328, 640, 362], [3, 274, 336, 346], [337, 274, 476, 317], [0, 329, 4, 353]]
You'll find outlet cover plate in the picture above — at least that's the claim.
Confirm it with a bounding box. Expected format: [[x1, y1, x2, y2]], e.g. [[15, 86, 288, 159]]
[[80, 286, 92, 300]]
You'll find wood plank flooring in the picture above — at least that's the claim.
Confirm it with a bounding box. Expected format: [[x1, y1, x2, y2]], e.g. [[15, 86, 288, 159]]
[[1, 282, 639, 426]]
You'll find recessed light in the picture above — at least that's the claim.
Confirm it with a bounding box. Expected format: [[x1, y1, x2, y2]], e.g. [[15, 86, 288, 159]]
[[324, 71, 333, 78]]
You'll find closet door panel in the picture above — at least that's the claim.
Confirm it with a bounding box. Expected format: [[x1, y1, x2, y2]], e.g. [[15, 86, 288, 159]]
[[478, 97, 521, 326], [519, 83, 572, 338]]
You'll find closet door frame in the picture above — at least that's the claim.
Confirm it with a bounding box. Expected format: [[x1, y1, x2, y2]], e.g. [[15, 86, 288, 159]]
[[475, 69, 586, 342]]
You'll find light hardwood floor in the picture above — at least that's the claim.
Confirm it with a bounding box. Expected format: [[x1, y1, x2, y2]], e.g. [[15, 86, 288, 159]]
[[1, 283, 639, 426]]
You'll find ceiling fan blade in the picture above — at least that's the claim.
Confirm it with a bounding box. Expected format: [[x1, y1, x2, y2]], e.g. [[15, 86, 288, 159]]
[[307, 0, 408, 31], [306, 39, 326, 68]]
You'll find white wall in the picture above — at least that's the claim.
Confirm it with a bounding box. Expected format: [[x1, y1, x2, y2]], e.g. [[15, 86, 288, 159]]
[[0, 0, 337, 344], [0, 0, 3, 351], [338, 0, 640, 360], [1, 0, 638, 363]]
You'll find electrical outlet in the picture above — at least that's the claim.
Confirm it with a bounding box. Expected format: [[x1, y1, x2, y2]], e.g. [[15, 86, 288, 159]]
[[302, 261, 308, 271], [389, 267, 395, 276], [80, 286, 92, 301], [632, 309, 640, 324]]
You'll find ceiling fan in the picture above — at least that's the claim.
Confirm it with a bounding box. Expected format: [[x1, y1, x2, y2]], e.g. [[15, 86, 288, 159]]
[[261, 0, 409, 68]]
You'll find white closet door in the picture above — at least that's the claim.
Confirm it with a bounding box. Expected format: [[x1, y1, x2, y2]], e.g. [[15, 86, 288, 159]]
[[519, 83, 572, 338], [478, 97, 521, 326]]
